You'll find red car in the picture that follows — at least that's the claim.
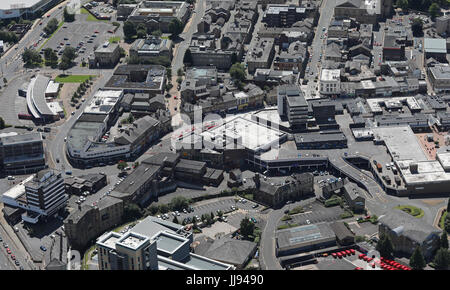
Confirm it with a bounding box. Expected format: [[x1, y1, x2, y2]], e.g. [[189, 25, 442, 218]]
[[350, 249, 355, 254], [47, 14, 51, 18], [6, 248, 11, 254], [11, 255, 15, 260], [173, 96, 177, 99], [354, 267, 363, 270], [359, 254, 365, 259], [337, 252, 342, 258], [345, 250, 351, 255], [108, 30, 113, 33], [331, 253, 337, 258]]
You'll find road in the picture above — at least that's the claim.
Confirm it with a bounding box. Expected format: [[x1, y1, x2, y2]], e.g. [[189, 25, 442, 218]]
[[168, 0, 207, 125], [302, 0, 336, 98]]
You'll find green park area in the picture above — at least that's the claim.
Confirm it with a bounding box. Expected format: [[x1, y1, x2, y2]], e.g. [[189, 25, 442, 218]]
[[394, 205, 424, 218], [55, 75, 95, 83]]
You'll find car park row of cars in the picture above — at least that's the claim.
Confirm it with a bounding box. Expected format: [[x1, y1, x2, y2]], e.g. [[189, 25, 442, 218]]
[[1, 236, 23, 269]]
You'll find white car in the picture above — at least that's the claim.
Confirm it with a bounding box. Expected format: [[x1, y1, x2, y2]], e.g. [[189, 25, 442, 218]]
[[306, 220, 311, 225]]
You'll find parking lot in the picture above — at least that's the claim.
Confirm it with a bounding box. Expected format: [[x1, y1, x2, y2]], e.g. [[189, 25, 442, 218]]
[[41, 19, 117, 63], [158, 196, 262, 224], [279, 200, 345, 227]]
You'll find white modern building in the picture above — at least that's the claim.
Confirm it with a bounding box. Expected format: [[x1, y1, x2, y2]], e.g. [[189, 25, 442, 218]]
[[0, 0, 60, 19], [320, 69, 341, 96], [22, 169, 68, 223]]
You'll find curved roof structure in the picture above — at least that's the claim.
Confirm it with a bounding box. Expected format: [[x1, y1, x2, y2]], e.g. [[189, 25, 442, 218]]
[[26, 75, 57, 119]]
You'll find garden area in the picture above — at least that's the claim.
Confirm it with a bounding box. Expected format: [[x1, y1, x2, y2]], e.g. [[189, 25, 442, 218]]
[[394, 205, 424, 218]]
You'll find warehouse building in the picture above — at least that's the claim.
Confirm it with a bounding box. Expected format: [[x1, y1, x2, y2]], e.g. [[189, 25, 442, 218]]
[[276, 222, 336, 257]]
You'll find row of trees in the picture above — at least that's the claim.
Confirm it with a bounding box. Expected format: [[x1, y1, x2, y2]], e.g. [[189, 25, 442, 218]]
[[396, 0, 445, 19], [123, 19, 183, 41], [26, 46, 77, 69], [0, 30, 18, 44]]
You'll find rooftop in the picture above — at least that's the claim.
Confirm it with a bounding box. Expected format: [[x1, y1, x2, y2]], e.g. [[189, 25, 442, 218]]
[[276, 223, 335, 250], [424, 38, 447, 54]]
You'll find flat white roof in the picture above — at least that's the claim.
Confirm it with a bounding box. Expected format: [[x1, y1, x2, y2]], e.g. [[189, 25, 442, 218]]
[[0, 0, 42, 10], [84, 90, 123, 115], [2, 175, 34, 200], [200, 116, 284, 152], [47, 101, 63, 115], [320, 69, 340, 81], [45, 81, 60, 95], [437, 152, 450, 170]]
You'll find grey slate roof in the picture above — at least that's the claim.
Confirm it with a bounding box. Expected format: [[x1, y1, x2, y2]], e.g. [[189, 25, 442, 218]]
[[202, 237, 257, 266], [378, 210, 441, 244]]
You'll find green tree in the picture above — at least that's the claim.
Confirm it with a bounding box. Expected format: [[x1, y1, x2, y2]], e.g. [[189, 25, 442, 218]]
[[166, 67, 172, 79], [63, 7, 75, 22], [205, 214, 212, 225], [445, 214, 450, 232], [240, 217, 255, 238], [168, 19, 183, 38], [410, 246, 426, 270], [0, 117, 5, 129], [177, 68, 184, 77], [123, 21, 136, 40], [22, 49, 42, 67], [396, 0, 409, 9], [147, 204, 159, 215], [210, 212, 215, 220], [176, 77, 183, 84], [43, 18, 58, 35], [151, 30, 162, 38], [59, 46, 77, 70], [376, 234, 394, 258], [411, 18, 423, 37], [169, 196, 189, 211], [123, 203, 142, 221], [229, 63, 246, 82], [137, 29, 146, 38], [429, 3, 441, 19], [441, 230, 449, 249], [117, 160, 128, 170], [183, 48, 192, 64], [447, 199, 450, 212], [43, 48, 58, 67], [159, 204, 169, 214], [433, 248, 450, 270], [217, 210, 223, 218], [127, 114, 134, 123]]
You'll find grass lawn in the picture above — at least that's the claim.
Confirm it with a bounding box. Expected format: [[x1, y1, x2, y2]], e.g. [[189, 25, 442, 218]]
[[394, 205, 424, 218], [439, 211, 448, 229], [277, 223, 299, 230], [55, 75, 95, 83], [80, 8, 107, 22], [109, 36, 121, 43], [39, 21, 64, 51]]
